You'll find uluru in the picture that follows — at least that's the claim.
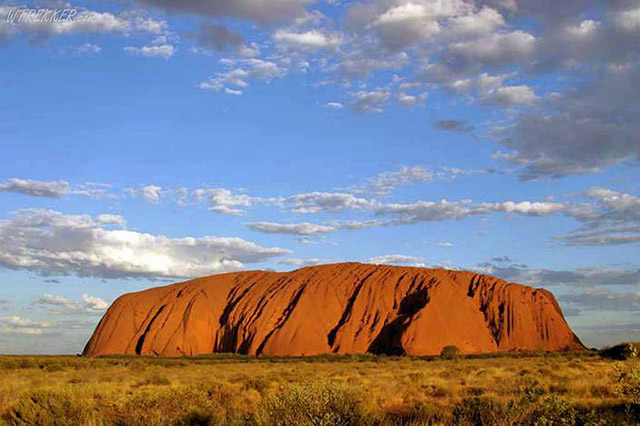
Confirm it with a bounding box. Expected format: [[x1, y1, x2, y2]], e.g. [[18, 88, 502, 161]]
[[83, 263, 584, 357]]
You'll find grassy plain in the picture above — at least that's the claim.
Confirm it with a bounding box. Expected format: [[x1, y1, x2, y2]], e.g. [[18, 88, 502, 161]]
[[0, 350, 638, 425]]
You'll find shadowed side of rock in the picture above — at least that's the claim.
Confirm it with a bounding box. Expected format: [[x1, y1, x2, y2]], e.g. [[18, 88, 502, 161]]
[[83, 263, 584, 357]]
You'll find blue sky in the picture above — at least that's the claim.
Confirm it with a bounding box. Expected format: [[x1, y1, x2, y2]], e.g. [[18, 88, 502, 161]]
[[0, 0, 638, 353]]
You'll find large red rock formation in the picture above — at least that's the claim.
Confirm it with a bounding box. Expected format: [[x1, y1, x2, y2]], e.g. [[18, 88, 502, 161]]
[[83, 263, 584, 357]]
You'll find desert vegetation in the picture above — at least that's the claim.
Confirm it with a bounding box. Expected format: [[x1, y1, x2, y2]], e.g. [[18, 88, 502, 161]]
[[0, 346, 638, 425]]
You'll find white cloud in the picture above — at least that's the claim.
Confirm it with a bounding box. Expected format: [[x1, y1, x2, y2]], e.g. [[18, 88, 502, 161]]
[[199, 58, 285, 94], [448, 6, 504, 37], [478, 200, 566, 216], [130, 14, 168, 34], [369, 2, 442, 49], [397, 90, 427, 106], [37, 294, 77, 310], [0, 178, 70, 198], [445, 30, 536, 71], [335, 50, 409, 78], [369, 254, 423, 265], [480, 84, 539, 106], [238, 42, 260, 57], [97, 214, 126, 226], [558, 187, 640, 246], [247, 221, 336, 236], [273, 29, 342, 50], [124, 36, 175, 59], [35, 293, 109, 313], [349, 89, 391, 113], [564, 19, 600, 39], [128, 185, 164, 203], [353, 165, 433, 196], [0, 316, 52, 335], [494, 64, 640, 180], [0, 178, 110, 198], [70, 42, 102, 55], [376, 199, 477, 222], [0, 209, 290, 279], [277, 258, 329, 266], [614, 7, 640, 32], [286, 191, 375, 213], [194, 188, 256, 215], [325, 102, 343, 109], [81, 294, 108, 312], [475, 258, 640, 292], [446, 72, 506, 95]]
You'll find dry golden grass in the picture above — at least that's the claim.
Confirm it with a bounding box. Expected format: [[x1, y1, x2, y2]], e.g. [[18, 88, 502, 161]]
[[0, 351, 638, 425]]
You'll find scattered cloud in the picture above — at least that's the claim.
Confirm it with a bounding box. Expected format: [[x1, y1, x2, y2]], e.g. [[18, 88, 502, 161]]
[[558, 187, 640, 246], [35, 293, 108, 314], [480, 84, 539, 106], [354, 165, 433, 197], [68, 42, 102, 55], [0, 178, 69, 198], [476, 257, 640, 290], [192, 188, 275, 215], [0, 209, 290, 279], [199, 58, 285, 95], [495, 63, 640, 181], [273, 29, 342, 50], [324, 102, 343, 110], [0, 316, 52, 335], [0, 178, 110, 198], [247, 221, 336, 236], [127, 185, 164, 203], [277, 258, 329, 266], [349, 89, 391, 113], [369, 254, 423, 265], [286, 191, 375, 214], [124, 36, 175, 59]]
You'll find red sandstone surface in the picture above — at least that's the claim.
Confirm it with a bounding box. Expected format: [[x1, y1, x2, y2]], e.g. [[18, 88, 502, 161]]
[[83, 263, 584, 357]]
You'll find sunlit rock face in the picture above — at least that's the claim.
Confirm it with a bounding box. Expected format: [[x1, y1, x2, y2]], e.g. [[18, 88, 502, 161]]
[[84, 263, 584, 357]]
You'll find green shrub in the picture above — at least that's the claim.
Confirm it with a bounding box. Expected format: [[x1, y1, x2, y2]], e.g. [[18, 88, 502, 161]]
[[382, 401, 450, 425], [452, 397, 505, 425], [525, 395, 577, 426], [600, 342, 639, 360], [109, 382, 240, 425], [440, 346, 462, 360], [614, 363, 640, 405], [253, 381, 374, 426], [5, 389, 98, 426], [242, 377, 271, 394]]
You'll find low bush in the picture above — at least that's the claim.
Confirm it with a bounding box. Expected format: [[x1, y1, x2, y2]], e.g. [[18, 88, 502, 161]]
[[614, 362, 640, 405], [253, 381, 374, 426], [5, 389, 98, 426], [452, 396, 505, 425], [382, 401, 450, 425], [440, 346, 462, 360], [600, 342, 639, 360], [524, 395, 577, 426]]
